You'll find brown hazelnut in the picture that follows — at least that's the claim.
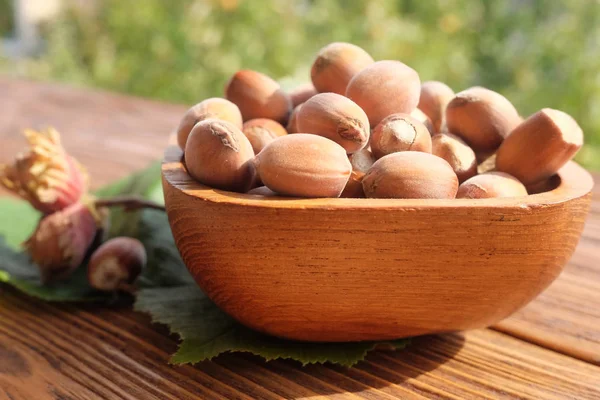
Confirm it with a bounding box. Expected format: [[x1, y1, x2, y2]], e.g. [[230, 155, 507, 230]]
[[446, 87, 521, 156], [297, 93, 370, 154], [431, 132, 477, 183], [346, 60, 421, 128], [176, 98, 243, 149], [184, 119, 255, 192], [255, 134, 352, 198], [362, 151, 458, 199], [495, 108, 583, 186], [225, 70, 292, 123], [418, 81, 455, 133], [289, 83, 317, 107], [457, 172, 527, 199], [242, 118, 287, 154], [311, 42, 374, 95], [88, 237, 146, 291], [410, 108, 434, 134], [286, 105, 302, 133], [340, 148, 376, 198], [370, 113, 432, 159]]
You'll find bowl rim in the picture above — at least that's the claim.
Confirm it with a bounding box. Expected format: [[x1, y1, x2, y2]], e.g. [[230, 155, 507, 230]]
[[162, 144, 594, 210]]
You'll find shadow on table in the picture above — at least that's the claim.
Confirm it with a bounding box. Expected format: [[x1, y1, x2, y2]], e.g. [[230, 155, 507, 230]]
[[201, 333, 466, 398]]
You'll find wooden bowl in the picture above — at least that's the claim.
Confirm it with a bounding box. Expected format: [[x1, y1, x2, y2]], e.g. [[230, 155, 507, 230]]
[[162, 144, 593, 342]]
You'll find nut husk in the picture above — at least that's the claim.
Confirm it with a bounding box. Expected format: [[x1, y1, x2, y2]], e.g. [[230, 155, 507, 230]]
[[255, 134, 352, 198], [311, 42, 374, 95], [446, 86, 521, 156], [431, 132, 477, 183], [242, 118, 288, 154], [346, 60, 421, 127], [370, 113, 432, 159], [363, 151, 458, 199], [418, 81, 455, 133], [184, 119, 256, 192], [297, 93, 370, 154], [495, 108, 583, 186], [225, 70, 292, 123], [456, 172, 527, 199], [176, 98, 243, 149]]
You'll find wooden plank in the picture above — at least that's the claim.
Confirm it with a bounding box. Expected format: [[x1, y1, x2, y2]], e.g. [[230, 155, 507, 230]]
[[0, 288, 599, 400]]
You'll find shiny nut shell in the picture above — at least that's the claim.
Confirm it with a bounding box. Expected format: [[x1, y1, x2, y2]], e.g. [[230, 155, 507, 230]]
[[370, 113, 432, 159], [242, 118, 287, 154], [495, 108, 583, 186], [255, 134, 352, 197], [297, 93, 370, 154], [457, 172, 527, 199], [176, 98, 242, 149], [418, 81, 455, 133], [362, 151, 458, 199], [184, 119, 255, 192], [311, 42, 374, 95], [431, 132, 477, 183], [346, 60, 421, 127], [446, 86, 521, 156], [225, 70, 291, 123]]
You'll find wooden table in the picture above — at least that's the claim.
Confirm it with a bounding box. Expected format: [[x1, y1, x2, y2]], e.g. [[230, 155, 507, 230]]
[[1, 78, 599, 399]]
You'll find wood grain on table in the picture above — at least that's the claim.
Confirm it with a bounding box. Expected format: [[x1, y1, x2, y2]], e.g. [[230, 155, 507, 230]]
[[1, 78, 599, 399]]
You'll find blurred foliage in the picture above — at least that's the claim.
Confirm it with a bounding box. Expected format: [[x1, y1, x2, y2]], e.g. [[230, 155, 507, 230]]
[[0, 0, 13, 35], [1, 0, 599, 169]]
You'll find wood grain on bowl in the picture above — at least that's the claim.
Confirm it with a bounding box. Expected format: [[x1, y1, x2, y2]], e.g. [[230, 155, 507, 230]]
[[163, 142, 593, 342]]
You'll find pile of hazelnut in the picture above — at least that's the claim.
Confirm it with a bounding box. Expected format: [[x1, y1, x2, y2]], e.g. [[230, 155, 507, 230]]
[[177, 42, 583, 199]]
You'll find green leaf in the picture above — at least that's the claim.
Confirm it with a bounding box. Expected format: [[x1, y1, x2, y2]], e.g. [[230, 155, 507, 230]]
[[0, 198, 40, 250], [135, 285, 410, 367]]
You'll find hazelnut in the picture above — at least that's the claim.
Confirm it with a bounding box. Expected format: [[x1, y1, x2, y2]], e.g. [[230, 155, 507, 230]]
[[225, 70, 292, 123], [297, 93, 370, 154], [311, 42, 374, 95], [176, 98, 243, 149], [242, 118, 287, 154], [88, 237, 146, 291], [247, 186, 278, 196], [477, 153, 497, 174], [289, 83, 317, 107], [255, 134, 352, 198], [431, 132, 477, 183], [286, 105, 302, 133], [418, 81, 455, 133], [457, 172, 527, 199], [410, 108, 434, 134], [495, 108, 583, 186], [346, 60, 421, 127], [370, 113, 432, 159], [446, 86, 521, 156], [363, 151, 458, 199], [340, 148, 376, 198], [184, 119, 255, 192]]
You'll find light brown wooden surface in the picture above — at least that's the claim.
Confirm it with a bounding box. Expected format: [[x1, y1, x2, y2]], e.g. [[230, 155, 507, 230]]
[[163, 143, 592, 342], [1, 78, 599, 399]]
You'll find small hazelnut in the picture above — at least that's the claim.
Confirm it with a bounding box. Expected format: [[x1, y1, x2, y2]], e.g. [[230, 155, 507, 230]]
[[289, 83, 317, 107], [242, 118, 287, 154], [254, 134, 352, 198], [495, 108, 583, 186], [311, 42, 374, 95], [340, 149, 376, 198], [418, 81, 455, 133], [456, 172, 527, 199], [185, 119, 256, 192], [346, 60, 421, 127], [370, 113, 432, 159], [225, 70, 292, 123], [286, 105, 302, 133], [431, 132, 477, 183], [176, 98, 243, 149], [410, 108, 434, 134], [362, 151, 458, 199], [88, 237, 146, 291], [297, 93, 370, 154]]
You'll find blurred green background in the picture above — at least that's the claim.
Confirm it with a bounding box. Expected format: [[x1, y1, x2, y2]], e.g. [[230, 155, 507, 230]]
[[1, 0, 599, 169]]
